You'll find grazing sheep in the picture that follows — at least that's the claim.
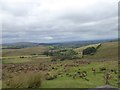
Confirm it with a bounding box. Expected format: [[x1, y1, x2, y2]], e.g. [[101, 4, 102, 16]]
[[83, 71, 87, 76], [82, 72, 87, 77]]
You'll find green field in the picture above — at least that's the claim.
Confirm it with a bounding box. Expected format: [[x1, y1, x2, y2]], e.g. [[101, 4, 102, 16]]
[[1, 41, 119, 88]]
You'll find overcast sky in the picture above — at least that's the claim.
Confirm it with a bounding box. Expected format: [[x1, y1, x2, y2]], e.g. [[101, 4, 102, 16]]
[[1, 0, 118, 43]]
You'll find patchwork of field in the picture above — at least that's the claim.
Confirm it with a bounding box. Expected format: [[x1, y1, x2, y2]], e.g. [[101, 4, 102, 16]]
[[1, 41, 119, 88]]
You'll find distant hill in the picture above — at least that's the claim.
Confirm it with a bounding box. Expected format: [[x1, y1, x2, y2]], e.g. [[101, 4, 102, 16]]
[[47, 39, 117, 48], [2, 42, 40, 49], [2, 39, 117, 49]]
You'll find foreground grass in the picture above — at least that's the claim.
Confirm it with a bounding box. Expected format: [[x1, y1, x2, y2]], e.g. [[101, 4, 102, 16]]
[[41, 72, 104, 88], [41, 61, 118, 88], [3, 72, 42, 88], [2, 60, 118, 88]]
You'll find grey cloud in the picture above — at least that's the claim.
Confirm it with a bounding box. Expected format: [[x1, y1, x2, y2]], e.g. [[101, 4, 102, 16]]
[[1, 0, 118, 43]]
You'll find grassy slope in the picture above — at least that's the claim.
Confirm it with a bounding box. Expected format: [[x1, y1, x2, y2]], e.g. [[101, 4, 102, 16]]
[[75, 43, 101, 52], [41, 41, 118, 88], [75, 41, 118, 61], [84, 41, 118, 60], [2, 45, 48, 57]]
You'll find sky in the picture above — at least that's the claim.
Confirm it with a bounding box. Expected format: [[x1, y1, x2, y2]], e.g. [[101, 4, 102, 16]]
[[0, 0, 119, 43]]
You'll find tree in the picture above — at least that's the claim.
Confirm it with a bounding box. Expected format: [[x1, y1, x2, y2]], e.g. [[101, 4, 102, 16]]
[[83, 47, 96, 55]]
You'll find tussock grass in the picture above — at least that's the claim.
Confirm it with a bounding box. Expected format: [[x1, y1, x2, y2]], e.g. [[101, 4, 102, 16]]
[[3, 72, 42, 88]]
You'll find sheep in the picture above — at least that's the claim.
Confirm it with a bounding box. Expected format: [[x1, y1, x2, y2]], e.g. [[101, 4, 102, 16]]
[[82, 72, 87, 77], [83, 71, 87, 75]]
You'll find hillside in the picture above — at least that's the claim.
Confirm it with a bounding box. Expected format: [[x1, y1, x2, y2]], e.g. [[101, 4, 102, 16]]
[[81, 41, 118, 60], [2, 45, 48, 57], [74, 43, 101, 52]]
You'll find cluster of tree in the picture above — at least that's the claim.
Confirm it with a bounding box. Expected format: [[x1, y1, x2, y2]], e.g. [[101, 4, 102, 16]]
[[43, 46, 98, 61], [43, 49, 78, 61], [83, 47, 96, 55]]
